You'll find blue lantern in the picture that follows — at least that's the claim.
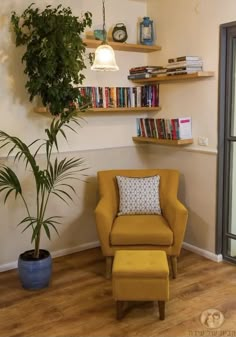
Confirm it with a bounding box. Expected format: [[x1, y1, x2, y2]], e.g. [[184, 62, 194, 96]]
[[140, 17, 154, 46]]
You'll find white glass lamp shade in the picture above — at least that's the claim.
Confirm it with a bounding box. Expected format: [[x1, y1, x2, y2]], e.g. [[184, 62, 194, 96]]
[[91, 43, 119, 71]]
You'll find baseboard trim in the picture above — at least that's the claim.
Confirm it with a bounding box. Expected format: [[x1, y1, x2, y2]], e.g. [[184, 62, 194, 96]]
[[0, 261, 17, 273], [51, 241, 100, 259], [183, 242, 223, 262], [1, 241, 223, 272], [0, 241, 101, 273]]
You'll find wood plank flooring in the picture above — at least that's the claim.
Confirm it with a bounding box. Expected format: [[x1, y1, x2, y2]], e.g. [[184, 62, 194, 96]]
[[0, 248, 236, 337]]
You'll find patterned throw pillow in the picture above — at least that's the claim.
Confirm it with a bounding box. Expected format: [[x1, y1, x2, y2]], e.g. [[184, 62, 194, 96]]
[[116, 175, 161, 215]]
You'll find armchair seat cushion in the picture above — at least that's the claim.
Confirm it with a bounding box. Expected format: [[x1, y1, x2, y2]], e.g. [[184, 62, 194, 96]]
[[110, 215, 173, 246]]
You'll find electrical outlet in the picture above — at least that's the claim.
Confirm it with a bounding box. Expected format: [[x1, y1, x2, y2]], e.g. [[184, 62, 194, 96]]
[[198, 136, 208, 146]]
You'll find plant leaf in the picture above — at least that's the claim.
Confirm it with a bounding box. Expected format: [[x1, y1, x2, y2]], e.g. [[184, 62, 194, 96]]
[[0, 165, 22, 202]]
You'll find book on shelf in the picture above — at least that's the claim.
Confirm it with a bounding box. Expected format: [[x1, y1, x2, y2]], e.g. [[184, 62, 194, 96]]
[[127, 73, 156, 79], [149, 118, 157, 138], [168, 56, 202, 63], [144, 118, 152, 137], [139, 118, 147, 137], [136, 117, 192, 140], [167, 69, 202, 75], [178, 117, 192, 139], [167, 66, 202, 72], [136, 118, 142, 137], [151, 68, 167, 74]]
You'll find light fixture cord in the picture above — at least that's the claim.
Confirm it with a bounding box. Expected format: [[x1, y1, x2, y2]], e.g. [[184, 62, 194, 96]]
[[102, 0, 106, 42]]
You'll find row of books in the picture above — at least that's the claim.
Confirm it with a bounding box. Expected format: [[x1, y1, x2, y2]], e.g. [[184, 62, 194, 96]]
[[77, 85, 159, 108], [166, 56, 203, 75], [136, 117, 192, 140]]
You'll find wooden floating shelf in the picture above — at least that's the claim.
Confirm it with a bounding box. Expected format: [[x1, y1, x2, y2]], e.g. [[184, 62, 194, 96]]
[[35, 107, 161, 114], [132, 137, 193, 146], [131, 71, 215, 83], [87, 107, 161, 113], [83, 38, 161, 53]]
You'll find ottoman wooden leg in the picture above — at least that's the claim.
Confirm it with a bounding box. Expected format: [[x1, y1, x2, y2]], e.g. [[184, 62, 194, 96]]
[[106, 256, 113, 279], [170, 256, 177, 279], [158, 301, 165, 320], [116, 301, 125, 320]]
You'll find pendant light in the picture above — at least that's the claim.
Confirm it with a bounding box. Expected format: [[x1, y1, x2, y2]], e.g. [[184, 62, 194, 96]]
[[91, 0, 119, 71]]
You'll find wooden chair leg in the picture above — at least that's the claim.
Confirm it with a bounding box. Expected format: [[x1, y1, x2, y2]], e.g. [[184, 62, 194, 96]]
[[105, 256, 113, 279], [170, 256, 177, 279], [116, 301, 124, 320], [158, 301, 165, 320]]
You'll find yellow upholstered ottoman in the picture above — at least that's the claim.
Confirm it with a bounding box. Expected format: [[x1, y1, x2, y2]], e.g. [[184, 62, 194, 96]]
[[112, 250, 169, 320]]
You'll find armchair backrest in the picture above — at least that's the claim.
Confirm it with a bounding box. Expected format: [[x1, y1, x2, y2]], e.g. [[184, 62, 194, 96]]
[[97, 169, 180, 213]]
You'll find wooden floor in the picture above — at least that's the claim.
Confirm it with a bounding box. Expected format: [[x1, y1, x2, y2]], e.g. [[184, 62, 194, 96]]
[[0, 248, 236, 337]]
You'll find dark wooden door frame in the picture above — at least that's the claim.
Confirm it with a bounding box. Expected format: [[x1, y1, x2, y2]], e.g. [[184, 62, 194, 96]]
[[217, 21, 236, 262]]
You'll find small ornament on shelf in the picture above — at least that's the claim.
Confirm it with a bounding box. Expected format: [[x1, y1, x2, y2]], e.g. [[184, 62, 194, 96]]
[[93, 29, 107, 41], [139, 17, 154, 45], [112, 23, 128, 43]]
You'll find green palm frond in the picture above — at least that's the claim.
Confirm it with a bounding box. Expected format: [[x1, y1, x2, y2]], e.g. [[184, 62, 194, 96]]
[[19, 216, 37, 233], [0, 131, 43, 191], [45, 156, 87, 203], [19, 216, 61, 242], [44, 111, 85, 158], [42, 216, 62, 239], [0, 165, 22, 203], [28, 139, 45, 159]]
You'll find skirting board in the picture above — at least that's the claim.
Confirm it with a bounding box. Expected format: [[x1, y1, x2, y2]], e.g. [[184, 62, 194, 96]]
[[0, 240, 100, 273], [0, 240, 223, 272], [183, 242, 223, 262]]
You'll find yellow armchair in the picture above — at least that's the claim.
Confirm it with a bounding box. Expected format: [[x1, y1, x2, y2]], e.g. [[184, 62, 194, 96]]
[[95, 169, 188, 278]]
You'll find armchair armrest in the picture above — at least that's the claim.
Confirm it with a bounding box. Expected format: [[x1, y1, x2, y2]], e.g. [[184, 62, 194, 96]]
[[162, 198, 188, 256], [95, 197, 117, 256]]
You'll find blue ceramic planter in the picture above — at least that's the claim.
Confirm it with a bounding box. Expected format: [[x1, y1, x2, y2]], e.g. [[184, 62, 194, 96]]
[[18, 249, 52, 290]]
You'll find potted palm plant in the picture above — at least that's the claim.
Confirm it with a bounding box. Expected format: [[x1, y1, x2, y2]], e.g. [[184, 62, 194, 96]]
[[0, 110, 87, 289], [0, 4, 92, 289]]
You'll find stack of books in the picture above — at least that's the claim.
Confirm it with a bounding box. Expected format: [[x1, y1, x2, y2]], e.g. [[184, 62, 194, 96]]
[[136, 117, 192, 140], [128, 66, 164, 80], [166, 56, 203, 76]]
